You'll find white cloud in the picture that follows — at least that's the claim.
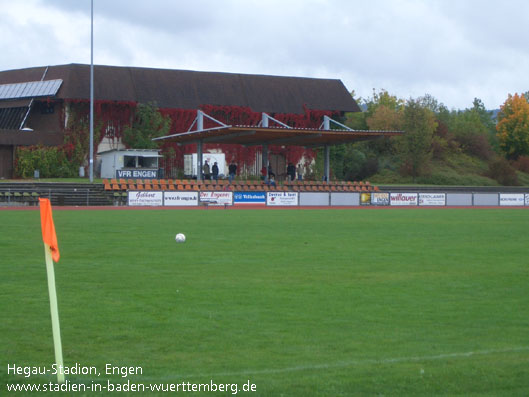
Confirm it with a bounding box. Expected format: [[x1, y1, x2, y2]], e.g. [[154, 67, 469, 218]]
[[1, 0, 528, 109]]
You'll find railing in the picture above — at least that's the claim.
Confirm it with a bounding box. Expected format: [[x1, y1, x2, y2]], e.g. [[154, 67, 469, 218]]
[[0, 184, 112, 206]]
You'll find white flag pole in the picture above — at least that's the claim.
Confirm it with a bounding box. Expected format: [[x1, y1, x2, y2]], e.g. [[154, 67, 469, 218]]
[[44, 243, 65, 384]]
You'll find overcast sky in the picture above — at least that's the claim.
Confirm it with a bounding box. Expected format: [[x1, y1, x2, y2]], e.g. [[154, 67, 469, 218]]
[[1, 0, 528, 110]]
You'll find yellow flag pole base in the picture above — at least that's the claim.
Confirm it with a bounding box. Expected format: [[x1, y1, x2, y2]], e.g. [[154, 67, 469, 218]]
[[44, 244, 65, 384]]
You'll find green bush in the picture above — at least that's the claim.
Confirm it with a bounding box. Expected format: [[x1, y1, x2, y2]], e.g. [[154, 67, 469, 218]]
[[487, 157, 519, 186], [513, 156, 529, 173], [15, 145, 78, 178]]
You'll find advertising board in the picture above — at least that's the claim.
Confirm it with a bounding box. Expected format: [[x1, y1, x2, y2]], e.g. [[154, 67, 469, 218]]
[[233, 191, 266, 205], [299, 192, 329, 206], [164, 191, 198, 206], [526, 194, 529, 206], [473, 193, 499, 206], [419, 193, 446, 206], [128, 191, 163, 206], [371, 192, 390, 206], [330, 192, 359, 206], [360, 193, 371, 206], [499, 193, 525, 206], [199, 191, 233, 206], [267, 192, 298, 206], [390, 193, 418, 206]]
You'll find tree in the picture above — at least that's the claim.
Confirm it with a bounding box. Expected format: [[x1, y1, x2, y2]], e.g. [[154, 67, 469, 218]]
[[364, 89, 404, 119], [398, 99, 438, 181], [123, 102, 171, 149], [449, 107, 493, 160], [346, 89, 404, 131], [470, 98, 496, 134], [345, 91, 368, 130], [417, 94, 443, 114], [496, 93, 529, 160], [366, 104, 403, 131]]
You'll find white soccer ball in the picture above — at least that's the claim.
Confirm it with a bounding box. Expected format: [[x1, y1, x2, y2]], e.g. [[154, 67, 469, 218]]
[[175, 233, 186, 243]]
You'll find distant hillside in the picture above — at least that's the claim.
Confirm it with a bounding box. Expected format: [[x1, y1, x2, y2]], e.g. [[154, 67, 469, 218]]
[[341, 92, 528, 187], [490, 109, 500, 120]]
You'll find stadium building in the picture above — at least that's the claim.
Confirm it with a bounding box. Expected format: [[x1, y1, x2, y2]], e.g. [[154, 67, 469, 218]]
[[0, 64, 399, 179]]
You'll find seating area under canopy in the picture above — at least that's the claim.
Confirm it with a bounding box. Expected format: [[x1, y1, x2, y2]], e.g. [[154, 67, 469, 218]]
[[154, 110, 403, 181]]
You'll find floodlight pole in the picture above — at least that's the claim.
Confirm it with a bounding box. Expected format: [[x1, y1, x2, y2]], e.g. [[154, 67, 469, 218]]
[[196, 111, 204, 181], [89, 0, 94, 182], [322, 117, 331, 182]]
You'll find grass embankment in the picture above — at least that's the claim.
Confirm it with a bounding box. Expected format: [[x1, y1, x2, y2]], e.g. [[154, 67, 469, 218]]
[[371, 153, 529, 186]]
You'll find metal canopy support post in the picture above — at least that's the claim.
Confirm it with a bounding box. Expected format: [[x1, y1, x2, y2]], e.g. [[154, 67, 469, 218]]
[[197, 110, 204, 131], [262, 144, 268, 174], [184, 109, 228, 134], [323, 116, 331, 131], [261, 113, 269, 128], [321, 115, 345, 181], [197, 140, 203, 181], [261, 113, 292, 129], [320, 115, 353, 131], [324, 145, 330, 182]]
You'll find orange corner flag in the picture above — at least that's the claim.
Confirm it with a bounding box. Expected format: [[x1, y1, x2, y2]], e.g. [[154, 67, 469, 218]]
[[39, 198, 60, 262]]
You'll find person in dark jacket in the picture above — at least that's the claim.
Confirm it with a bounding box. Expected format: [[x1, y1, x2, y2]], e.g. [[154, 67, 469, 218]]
[[287, 163, 296, 181], [267, 164, 275, 179], [228, 161, 237, 183], [212, 162, 219, 182]]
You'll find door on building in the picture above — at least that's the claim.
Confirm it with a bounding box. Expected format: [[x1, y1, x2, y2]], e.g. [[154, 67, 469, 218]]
[[269, 153, 286, 181], [0, 145, 14, 179]]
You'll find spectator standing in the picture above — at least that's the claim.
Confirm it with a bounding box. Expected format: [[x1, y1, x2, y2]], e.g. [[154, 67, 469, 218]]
[[228, 161, 237, 183], [287, 163, 296, 181], [267, 164, 275, 179], [212, 162, 219, 182], [261, 166, 268, 183], [203, 160, 210, 180], [297, 163, 303, 181]]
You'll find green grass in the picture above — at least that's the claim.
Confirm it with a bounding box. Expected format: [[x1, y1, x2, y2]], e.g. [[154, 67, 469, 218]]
[[1, 209, 528, 396]]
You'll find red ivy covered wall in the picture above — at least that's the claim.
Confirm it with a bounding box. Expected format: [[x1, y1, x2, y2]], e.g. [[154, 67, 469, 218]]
[[62, 100, 339, 175]]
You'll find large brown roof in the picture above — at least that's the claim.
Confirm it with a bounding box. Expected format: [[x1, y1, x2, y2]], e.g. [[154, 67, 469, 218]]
[[0, 64, 360, 114]]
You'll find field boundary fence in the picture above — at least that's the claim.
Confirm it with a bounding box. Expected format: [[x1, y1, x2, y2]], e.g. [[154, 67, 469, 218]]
[[125, 190, 529, 207]]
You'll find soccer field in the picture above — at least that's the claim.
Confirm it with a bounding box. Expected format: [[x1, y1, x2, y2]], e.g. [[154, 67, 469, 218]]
[[1, 208, 528, 396]]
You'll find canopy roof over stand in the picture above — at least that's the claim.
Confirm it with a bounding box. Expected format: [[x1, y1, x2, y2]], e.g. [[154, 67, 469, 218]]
[[154, 111, 403, 181]]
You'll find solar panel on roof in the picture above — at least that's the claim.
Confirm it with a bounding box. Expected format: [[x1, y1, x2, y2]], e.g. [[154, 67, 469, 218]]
[[0, 79, 62, 100]]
